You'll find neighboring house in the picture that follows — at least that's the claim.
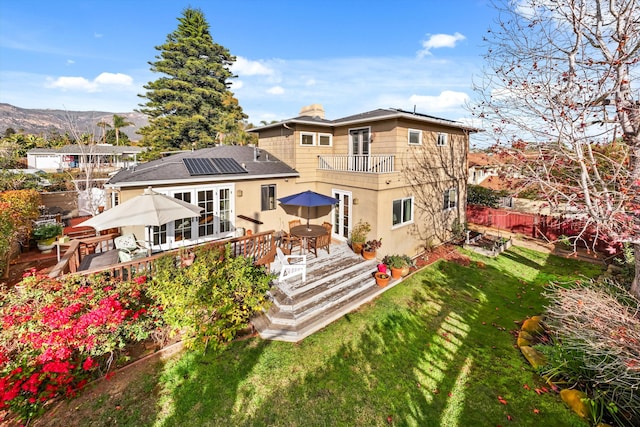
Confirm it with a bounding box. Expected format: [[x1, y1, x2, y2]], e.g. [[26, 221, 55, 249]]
[[249, 105, 481, 257], [105, 145, 300, 252], [27, 144, 145, 172], [468, 152, 500, 185]]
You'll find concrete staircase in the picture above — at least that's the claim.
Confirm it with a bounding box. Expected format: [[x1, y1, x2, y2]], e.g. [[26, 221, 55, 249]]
[[252, 244, 390, 342]]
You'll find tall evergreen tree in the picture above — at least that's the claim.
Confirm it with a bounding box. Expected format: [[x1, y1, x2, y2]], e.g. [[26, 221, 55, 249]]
[[137, 7, 246, 153]]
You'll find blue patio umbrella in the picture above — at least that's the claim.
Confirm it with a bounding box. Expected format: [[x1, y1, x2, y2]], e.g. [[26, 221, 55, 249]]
[[278, 190, 339, 227]]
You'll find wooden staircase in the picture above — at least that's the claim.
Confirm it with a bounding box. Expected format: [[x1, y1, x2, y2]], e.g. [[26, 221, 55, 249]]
[[252, 243, 394, 342]]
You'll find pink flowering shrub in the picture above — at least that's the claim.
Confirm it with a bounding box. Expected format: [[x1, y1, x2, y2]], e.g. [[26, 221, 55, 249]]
[[0, 272, 163, 422]]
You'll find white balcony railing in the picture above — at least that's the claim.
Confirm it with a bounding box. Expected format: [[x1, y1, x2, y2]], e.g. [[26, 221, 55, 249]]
[[318, 155, 395, 173]]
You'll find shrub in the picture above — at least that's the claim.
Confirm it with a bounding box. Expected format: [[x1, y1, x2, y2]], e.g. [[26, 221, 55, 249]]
[[538, 280, 640, 426], [147, 244, 273, 352], [350, 220, 371, 244], [0, 273, 163, 422]]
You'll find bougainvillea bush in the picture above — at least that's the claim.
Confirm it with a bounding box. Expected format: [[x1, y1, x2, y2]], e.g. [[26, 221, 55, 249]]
[[0, 271, 164, 422]]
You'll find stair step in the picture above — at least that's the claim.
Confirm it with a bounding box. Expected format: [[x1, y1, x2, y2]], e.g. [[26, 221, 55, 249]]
[[252, 242, 403, 342]]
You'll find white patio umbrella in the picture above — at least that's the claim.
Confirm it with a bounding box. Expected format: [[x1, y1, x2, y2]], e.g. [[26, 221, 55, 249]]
[[81, 186, 203, 240]]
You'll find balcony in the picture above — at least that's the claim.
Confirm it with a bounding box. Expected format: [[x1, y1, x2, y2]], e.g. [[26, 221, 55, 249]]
[[318, 155, 395, 174]]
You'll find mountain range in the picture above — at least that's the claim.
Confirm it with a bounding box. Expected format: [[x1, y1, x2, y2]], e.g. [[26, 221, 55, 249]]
[[0, 103, 148, 140]]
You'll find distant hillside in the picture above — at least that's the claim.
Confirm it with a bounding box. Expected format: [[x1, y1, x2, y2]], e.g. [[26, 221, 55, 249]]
[[0, 103, 148, 141]]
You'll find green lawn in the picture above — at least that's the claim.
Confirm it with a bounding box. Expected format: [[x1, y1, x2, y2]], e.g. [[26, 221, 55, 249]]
[[48, 246, 603, 427]]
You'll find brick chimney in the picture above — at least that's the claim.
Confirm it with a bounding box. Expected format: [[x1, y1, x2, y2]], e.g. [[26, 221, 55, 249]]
[[299, 104, 325, 119]]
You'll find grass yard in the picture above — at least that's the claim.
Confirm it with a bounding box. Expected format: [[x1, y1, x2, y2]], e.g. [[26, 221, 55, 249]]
[[37, 246, 603, 427]]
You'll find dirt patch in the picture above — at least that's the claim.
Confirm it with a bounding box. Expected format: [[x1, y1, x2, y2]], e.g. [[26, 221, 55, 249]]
[[413, 244, 470, 269]]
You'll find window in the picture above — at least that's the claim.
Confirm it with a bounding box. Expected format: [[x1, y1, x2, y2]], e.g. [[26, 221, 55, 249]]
[[408, 129, 422, 145], [151, 224, 167, 245], [261, 184, 276, 211], [443, 188, 457, 210], [392, 197, 413, 226], [318, 133, 332, 146], [437, 133, 448, 146], [174, 192, 192, 241], [111, 191, 120, 207], [300, 132, 315, 146]]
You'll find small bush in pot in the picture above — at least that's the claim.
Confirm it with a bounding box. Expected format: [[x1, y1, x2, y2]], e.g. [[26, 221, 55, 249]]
[[32, 222, 63, 242]]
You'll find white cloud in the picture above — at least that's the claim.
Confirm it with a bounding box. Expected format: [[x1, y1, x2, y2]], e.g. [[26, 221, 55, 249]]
[[94, 72, 133, 86], [94, 32, 103, 38], [232, 56, 274, 76], [409, 91, 470, 111], [267, 86, 284, 95], [46, 76, 96, 92], [230, 80, 243, 90], [66, 59, 75, 65], [418, 32, 466, 57], [45, 72, 133, 92]]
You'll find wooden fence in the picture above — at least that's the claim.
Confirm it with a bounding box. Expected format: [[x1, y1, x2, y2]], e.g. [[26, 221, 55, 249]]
[[466, 204, 609, 252]]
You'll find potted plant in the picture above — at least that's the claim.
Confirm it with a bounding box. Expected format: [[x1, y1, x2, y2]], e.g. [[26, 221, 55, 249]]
[[33, 222, 63, 253], [374, 271, 390, 287], [383, 254, 414, 279], [350, 220, 371, 254], [362, 238, 382, 260]]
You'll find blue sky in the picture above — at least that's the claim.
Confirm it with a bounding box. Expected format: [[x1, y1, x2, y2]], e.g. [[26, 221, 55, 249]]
[[0, 0, 496, 127]]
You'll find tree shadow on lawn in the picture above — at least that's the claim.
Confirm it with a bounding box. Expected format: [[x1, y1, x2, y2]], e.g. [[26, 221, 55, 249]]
[[159, 251, 590, 426]]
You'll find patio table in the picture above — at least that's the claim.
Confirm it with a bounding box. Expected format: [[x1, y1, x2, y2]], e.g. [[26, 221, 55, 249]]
[[290, 224, 327, 256]]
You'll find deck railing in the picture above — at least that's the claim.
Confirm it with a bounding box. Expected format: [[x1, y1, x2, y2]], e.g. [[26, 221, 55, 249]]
[[50, 230, 277, 281], [318, 155, 395, 173]]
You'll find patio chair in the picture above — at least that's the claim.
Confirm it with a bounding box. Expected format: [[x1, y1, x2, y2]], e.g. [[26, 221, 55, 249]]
[[114, 234, 148, 263], [280, 231, 301, 254], [276, 247, 306, 282], [307, 222, 332, 257], [283, 219, 302, 253]]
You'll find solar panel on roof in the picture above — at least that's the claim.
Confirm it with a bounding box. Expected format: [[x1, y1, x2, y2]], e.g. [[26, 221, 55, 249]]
[[211, 158, 247, 174], [183, 158, 216, 175], [183, 158, 247, 176]]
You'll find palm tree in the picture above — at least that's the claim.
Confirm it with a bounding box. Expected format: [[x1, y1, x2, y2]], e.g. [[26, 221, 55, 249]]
[[112, 114, 133, 146], [96, 120, 111, 144]]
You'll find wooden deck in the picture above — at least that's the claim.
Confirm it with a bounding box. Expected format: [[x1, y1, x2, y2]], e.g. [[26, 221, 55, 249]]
[[252, 242, 407, 342]]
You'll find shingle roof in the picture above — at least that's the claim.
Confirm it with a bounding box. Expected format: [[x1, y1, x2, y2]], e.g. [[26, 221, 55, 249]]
[[248, 108, 482, 133], [28, 144, 146, 155], [106, 145, 299, 188]]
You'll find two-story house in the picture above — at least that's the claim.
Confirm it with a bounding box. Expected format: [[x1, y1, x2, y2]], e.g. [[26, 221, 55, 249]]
[[103, 105, 479, 257], [250, 105, 480, 256]]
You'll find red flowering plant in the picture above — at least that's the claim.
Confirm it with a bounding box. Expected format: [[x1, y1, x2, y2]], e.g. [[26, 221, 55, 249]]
[[0, 272, 163, 422]]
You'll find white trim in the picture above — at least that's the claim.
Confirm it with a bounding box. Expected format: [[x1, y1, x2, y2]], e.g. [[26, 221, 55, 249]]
[[318, 133, 333, 147], [300, 132, 316, 146], [408, 129, 422, 145], [437, 132, 448, 146], [392, 195, 414, 228]]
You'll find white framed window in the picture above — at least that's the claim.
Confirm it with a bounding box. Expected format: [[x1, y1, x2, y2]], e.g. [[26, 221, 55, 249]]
[[392, 196, 414, 226], [300, 132, 315, 146], [261, 184, 276, 211], [443, 188, 457, 210], [408, 129, 422, 145], [318, 133, 332, 146], [437, 133, 448, 146]]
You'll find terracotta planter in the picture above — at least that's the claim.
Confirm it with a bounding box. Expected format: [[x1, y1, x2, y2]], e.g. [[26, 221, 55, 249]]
[[180, 254, 195, 267], [390, 267, 403, 279], [352, 242, 364, 254], [375, 272, 390, 287], [362, 249, 376, 260]]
